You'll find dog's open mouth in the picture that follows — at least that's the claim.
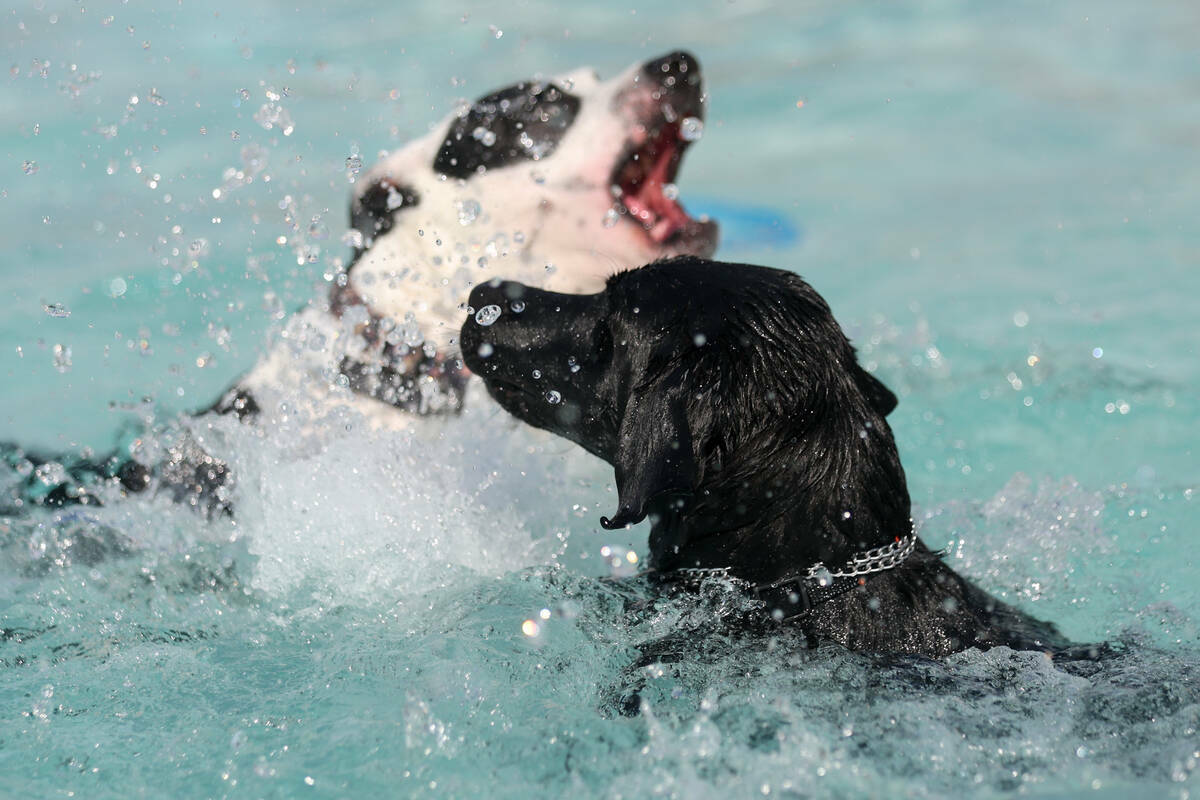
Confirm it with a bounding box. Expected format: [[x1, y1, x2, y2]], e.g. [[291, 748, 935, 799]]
[[610, 66, 718, 254]]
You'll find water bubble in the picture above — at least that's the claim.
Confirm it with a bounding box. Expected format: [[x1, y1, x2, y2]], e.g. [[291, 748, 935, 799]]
[[109, 277, 127, 297], [254, 102, 294, 136], [471, 126, 497, 147], [488, 25, 503, 39], [307, 217, 329, 241], [544, 390, 561, 405], [811, 566, 833, 587], [474, 304, 502, 326], [148, 88, 166, 106], [43, 302, 70, 318], [567, 356, 579, 373], [344, 155, 363, 182], [510, 300, 525, 313], [476, 342, 494, 358], [678, 116, 704, 142], [52, 343, 72, 373], [600, 544, 639, 577], [531, 369, 542, 380], [22, 160, 37, 175], [456, 198, 481, 226], [602, 208, 619, 228], [662, 182, 679, 201]]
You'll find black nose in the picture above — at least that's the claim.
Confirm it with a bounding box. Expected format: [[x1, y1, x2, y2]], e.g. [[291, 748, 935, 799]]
[[641, 51, 702, 90], [467, 279, 528, 315]]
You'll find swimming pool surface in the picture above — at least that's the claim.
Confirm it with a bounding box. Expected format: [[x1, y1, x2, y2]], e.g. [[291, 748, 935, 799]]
[[2, 1, 1198, 797]]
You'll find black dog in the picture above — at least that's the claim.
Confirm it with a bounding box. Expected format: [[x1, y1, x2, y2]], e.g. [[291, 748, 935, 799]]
[[461, 256, 1079, 658]]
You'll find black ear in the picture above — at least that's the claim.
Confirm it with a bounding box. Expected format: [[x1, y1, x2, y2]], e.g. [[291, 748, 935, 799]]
[[855, 365, 898, 417], [599, 377, 696, 530]]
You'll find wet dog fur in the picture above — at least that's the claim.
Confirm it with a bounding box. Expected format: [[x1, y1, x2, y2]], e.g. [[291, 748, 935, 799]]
[[461, 256, 1092, 660]]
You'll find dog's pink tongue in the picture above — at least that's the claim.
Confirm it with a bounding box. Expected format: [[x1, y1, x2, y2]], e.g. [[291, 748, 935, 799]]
[[623, 141, 693, 243]]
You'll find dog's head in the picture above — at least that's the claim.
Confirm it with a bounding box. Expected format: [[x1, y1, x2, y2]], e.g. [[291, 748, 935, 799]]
[[461, 257, 908, 574], [346, 52, 719, 347]]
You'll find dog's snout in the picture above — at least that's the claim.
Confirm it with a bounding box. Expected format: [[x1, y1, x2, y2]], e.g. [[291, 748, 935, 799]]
[[641, 51, 702, 90], [467, 280, 529, 318]]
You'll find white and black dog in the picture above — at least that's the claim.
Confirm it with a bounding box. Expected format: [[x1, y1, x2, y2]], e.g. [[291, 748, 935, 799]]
[[5, 51, 719, 511], [209, 50, 716, 428]]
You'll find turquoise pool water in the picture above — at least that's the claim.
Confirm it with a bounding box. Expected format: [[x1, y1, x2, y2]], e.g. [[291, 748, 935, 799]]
[[3, 1, 1198, 797]]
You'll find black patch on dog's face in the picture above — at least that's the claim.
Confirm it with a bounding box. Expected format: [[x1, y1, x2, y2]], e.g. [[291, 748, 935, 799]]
[[350, 178, 420, 258], [208, 387, 260, 421], [434, 82, 580, 178]]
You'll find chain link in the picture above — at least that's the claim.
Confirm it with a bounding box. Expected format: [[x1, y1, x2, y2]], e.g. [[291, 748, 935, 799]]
[[665, 521, 918, 585], [805, 522, 917, 581]]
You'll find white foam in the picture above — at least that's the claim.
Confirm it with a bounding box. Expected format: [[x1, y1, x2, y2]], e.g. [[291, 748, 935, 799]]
[[205, 382, 617, 609]]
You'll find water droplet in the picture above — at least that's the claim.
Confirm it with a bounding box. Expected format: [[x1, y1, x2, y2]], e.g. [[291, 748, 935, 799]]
[[52, 343, 72, 372], [474, 304, 502, 326], [693, 333, 706, 346], [662, 182, 679, 200], [254, 102, 294, 136], [307, 217, 329, 241], [678, 116, 704, 142], [22, 160, 37, 175], [811, 566, 832, 587], [510, 300, 525, 313], [471, 126, 497, 147], [109, 277, 127, 297], [43, 302, 70, 318], [545, 390, 561, 405], [456, 198, 481, 226], [602, 207, 619, 228], [476, 342, 494, 358]]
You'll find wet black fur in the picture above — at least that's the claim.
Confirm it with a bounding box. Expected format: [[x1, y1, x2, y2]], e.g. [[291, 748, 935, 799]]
[[462, 256, 1082, 658]]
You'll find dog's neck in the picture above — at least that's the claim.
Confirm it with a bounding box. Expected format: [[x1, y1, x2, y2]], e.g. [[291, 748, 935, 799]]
[[648, 408, 913, 586]]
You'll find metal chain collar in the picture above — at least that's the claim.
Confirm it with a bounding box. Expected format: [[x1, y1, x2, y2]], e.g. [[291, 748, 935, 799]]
[[667, 520, 918, 586], [805, 522, 917, 582]]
